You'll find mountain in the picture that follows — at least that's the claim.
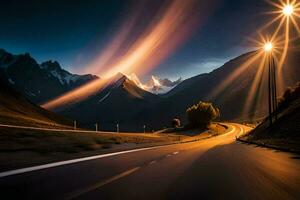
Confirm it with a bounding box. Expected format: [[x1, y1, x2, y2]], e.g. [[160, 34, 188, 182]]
[[127, 74, 182, 94], [0, 49, 98, 104], [2, 46, 299, 132], [0, 74, 72, 128], [139, 48, 300, 129], [60, 73, 160, 131]]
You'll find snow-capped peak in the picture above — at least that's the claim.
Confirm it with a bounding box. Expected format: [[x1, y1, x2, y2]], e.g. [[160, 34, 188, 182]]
[[127, 73, 182, 94], [41, 60, 82, 85]]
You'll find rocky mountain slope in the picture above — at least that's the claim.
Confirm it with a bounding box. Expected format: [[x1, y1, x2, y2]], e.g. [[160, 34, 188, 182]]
[[61, 73, 160, 131], [0, 49, 98, 104]]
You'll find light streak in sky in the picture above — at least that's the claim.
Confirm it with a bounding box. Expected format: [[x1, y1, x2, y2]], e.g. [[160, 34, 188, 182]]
[[42, 0, 215, 109]]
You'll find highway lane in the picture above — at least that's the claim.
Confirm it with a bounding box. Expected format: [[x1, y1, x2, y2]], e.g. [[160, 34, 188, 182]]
[[0, 124, 300, 199]]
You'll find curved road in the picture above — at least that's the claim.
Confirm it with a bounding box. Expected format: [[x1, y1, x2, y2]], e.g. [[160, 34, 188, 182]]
[[1, 123, 300, 199]]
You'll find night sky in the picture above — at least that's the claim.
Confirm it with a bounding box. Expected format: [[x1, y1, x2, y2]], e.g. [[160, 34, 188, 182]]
[[0, 0, 269, 80]]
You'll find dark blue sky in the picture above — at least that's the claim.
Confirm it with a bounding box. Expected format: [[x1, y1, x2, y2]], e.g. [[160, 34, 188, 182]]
[[0, 0, 269, 80]]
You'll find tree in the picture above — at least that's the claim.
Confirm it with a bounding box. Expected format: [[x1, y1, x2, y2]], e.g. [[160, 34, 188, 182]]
[[278, 82, 300, 110], [171, 118, 181, 128], [186, 101, 220, 128]]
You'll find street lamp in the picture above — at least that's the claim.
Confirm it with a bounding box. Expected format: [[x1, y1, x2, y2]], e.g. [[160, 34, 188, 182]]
[[264, 42, 273, 52], [263, 42, 278, 127], [283, 5, 294, 16]]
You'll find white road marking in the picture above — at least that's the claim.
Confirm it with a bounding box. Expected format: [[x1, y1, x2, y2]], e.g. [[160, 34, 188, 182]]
[[0, 145, 172, 178], [67, 167, 140, 199], [173, 151, 179, 155], [0, 123, 240, 178]]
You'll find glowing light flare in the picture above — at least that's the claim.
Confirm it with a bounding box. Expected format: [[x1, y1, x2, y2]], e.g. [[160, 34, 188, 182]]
[[264, 42, 274, 52], [251, 34, 283, 56], [251, 34, 287, 98], [263, 0, 300, 37], [283, 5, 294, 16]]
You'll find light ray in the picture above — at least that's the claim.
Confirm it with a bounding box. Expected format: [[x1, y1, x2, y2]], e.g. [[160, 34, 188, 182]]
[[258, 15, 282, 32], [291, 16, 300, 33], [42, 0, 214, 110], [208, 51, 263, 99], [278, 17, 290, 72], [242, 54, 267, 117], [271, 17, 286, 40], [266, 0, 284, 9], [294, 12, 300, 17], [42, 78, 110, 110]]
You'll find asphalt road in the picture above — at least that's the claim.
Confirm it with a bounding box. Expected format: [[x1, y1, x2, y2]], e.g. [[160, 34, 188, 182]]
[[1, 123, 300, 200]]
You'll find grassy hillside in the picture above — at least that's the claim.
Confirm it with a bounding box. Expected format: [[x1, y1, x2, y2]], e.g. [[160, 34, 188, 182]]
[[240, 83, 300, 153], [0, 126, 185, 170], [0, 75, 72, 128]]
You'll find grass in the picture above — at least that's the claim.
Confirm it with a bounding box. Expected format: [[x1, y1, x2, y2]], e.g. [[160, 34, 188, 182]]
[[0, 127, 180, 154], [0, 111, 72, 129], [0, 122, 229, 171], [239, 99, 300, 154], [0, 126, 183, 171], [160, 123, 226, 136]]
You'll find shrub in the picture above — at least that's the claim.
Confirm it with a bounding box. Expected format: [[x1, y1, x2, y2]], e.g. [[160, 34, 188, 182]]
[[278, 82, 300, 110], [171, 118, 181, 128], [186, 101, 220, 128]]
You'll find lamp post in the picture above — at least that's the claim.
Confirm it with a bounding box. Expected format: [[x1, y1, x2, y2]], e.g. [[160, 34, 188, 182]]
[[264, 42, 278, 127]]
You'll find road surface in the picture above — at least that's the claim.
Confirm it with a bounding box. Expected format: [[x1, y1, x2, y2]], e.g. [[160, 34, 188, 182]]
[[0, 123, 300, 199]]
